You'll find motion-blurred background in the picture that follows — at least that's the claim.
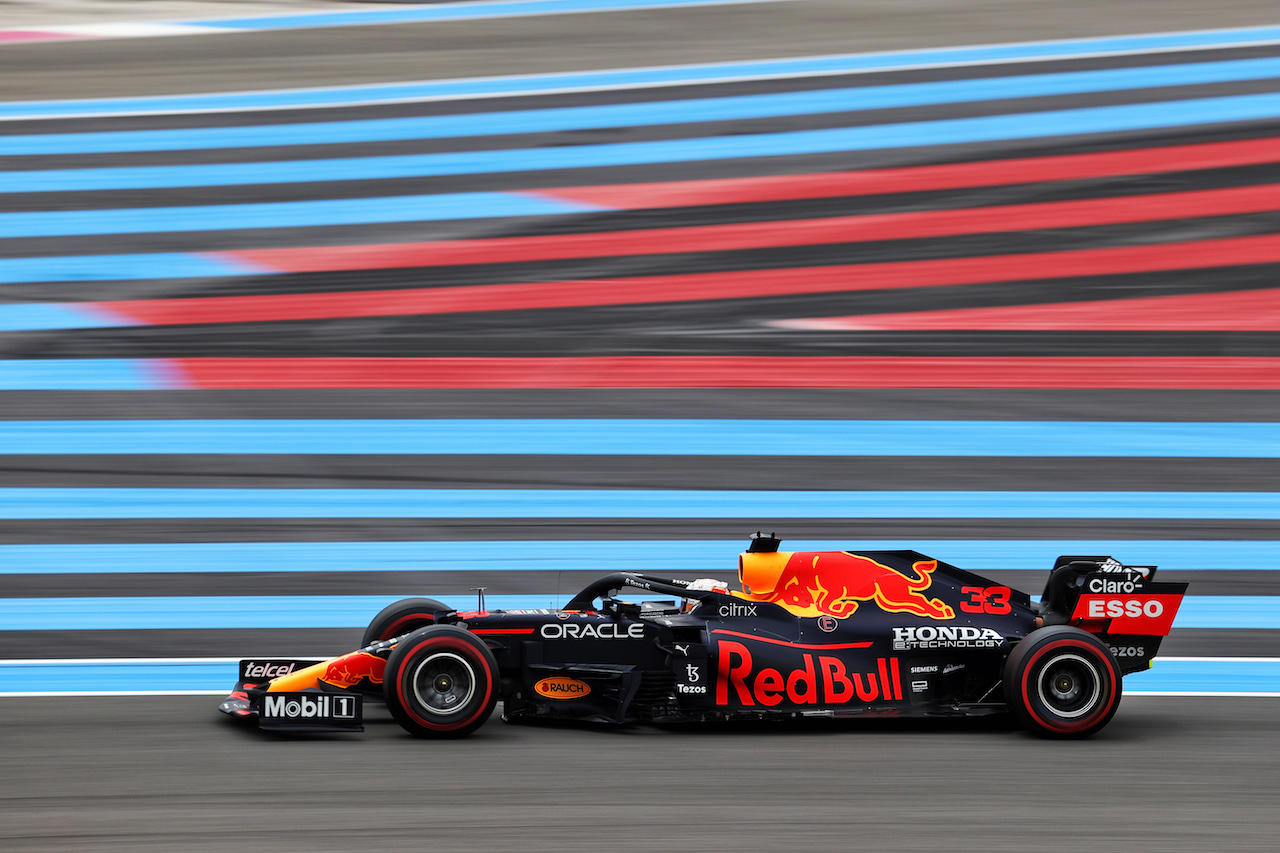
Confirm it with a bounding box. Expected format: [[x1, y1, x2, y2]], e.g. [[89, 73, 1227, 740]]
[[1, 1, 1278, 850]]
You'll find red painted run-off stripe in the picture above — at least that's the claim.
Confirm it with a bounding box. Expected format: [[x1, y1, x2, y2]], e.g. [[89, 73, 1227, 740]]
[[782, 287, 1280, 331], [103, 234, 1280, 327], [222, 181, 1280, 274], [168, 357, 1280, 389]]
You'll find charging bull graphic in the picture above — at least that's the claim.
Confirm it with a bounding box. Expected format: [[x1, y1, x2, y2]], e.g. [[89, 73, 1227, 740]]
[[739, 551, 955, 620], [321, 652, 385, 689], [258, 651, 386, 694]]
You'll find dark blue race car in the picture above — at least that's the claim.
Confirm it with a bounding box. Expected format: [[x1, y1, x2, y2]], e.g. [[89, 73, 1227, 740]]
[[219, 534, 1185, 739]]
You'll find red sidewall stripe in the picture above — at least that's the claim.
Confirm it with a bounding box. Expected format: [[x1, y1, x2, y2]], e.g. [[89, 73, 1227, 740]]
[[381, 613, 435, 640], [1019, 638, 1118, 735], [393, 635, 495, 732]]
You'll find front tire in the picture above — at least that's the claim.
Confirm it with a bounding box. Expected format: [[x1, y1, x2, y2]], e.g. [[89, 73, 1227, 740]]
[[1004, 626, 1122, 739], [361, 597, 450, 647], [383, 626, 499, 738]]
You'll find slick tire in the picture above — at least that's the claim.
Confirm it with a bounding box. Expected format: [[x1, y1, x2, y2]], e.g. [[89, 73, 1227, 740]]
[[1003, 626, 1123, 739], [383, 626, 499, 738], [361, 597, 450, 647]]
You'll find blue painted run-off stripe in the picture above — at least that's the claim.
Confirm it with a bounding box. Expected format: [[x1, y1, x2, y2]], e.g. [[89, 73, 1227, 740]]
[[0, 193, 607, 239], [0, 360, 184, 391], [0, 420, 1275, 457], [7, 57, 1280, 155], [1, 540, 1273, 576], [0, 488, 1277, 520], [0, 253, 269, 285], [7, 93, 1280, 197], [1, 657, 1274, 695], [0, 595, 1269, 631], [6, 25, 1280, 119], [0, 304, 138, 333], [1128, 659, 1280, 694], [0, 660, 240, 694]]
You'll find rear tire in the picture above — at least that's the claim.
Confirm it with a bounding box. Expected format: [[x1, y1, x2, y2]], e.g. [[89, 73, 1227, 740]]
[[383, 626, 499, 738], [1004, 626, 1122, 739], [361, 597, 450, 647]]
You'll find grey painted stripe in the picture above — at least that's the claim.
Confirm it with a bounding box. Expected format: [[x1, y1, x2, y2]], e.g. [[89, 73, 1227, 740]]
[[0, 538, 1272, 574], [3, 518, 1278, 545], [2, 455, 1276, 492], [0, 569, 1268, 598], [2, 488, 1277, 520], [0, 390, 1275, 422]]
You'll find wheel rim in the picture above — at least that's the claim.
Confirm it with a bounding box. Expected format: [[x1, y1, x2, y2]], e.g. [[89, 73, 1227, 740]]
[[410, 651, 476, 716], [1036, 652, 1102, 719]]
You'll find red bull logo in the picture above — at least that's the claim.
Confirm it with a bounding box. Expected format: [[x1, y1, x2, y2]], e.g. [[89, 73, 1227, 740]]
[[739, 551, 955, 620], [320, 652, 385, 689], [715, 640, 902, 707]]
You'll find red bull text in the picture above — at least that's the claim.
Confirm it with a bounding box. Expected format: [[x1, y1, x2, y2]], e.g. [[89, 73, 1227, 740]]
[[715, 640, 902, 707]]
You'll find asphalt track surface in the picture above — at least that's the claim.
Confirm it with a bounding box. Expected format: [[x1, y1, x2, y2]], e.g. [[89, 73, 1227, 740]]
[[4, 2, 1280, 850], [5, 696, 1279, 852], [4, 0, 1280, 100]]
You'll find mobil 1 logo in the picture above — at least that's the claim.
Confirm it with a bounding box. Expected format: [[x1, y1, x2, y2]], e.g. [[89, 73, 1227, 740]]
[[259, 691, 363, 732]]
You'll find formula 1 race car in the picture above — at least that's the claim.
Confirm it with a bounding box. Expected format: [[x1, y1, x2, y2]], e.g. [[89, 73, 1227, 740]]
[[218, 534, 1186, 739]]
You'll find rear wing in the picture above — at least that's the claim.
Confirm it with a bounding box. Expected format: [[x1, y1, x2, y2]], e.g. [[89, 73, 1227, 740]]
[[1038, 556, 1187, 674]]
